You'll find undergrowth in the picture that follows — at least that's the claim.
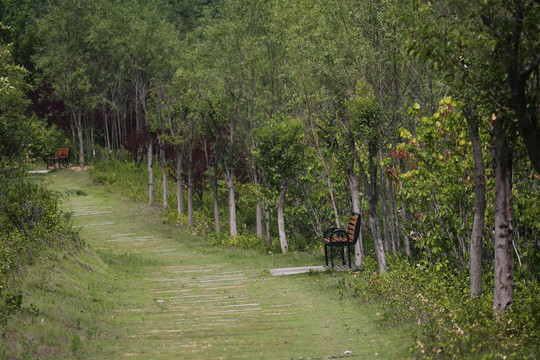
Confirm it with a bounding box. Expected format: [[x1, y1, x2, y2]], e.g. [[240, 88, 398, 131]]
[[89, 156, 318, 253], [336, 256, 539, 359], [0, 177, 81, 334]]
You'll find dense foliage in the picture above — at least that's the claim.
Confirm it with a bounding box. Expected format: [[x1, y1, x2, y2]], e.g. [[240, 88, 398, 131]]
[[0, 28, 77, 334], [336, 257, 540, 359]]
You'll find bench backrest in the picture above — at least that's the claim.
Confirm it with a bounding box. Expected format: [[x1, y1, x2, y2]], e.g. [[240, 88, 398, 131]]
[[347, 212, 361, 243], [56, 147, 70, 159]]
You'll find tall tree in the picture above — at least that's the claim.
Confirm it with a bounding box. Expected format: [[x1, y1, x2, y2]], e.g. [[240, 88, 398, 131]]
[[253, 116, 308, 253], [412, 0, 539, 315], [346, 88, 388, 273], [36, 0, 95, 168]]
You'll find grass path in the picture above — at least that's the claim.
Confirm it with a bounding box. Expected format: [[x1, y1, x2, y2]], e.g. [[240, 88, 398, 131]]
[[48, 169, 409, 359]]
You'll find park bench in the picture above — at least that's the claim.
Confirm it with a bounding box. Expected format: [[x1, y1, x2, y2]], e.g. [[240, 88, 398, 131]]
[[46, 147, 71, 169], [320, 212, 361, 268]]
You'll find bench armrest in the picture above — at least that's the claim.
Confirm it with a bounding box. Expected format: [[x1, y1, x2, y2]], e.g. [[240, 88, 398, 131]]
[[323, 226, 339, 239]]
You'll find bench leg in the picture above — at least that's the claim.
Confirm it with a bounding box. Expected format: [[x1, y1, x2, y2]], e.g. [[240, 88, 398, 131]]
[[324, 245, 329, 267], [330, 246, 334, 268]]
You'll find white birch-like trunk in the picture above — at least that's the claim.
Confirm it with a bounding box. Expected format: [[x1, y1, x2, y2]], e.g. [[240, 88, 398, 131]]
[[147, 134, 154, 206], [160, 146, 167, 209], [225, 171, 237, 237], [277, 180, 288, 253], [349, 170, 363, 267], [176, 152, 184, 215]]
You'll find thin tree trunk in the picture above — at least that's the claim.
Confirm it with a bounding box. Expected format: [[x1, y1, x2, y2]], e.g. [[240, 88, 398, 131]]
[[225, 170, 237, 237], [400, 198, 411, 259], [71, 123, 77, 164], [265, 210, 271, 246], [492, 114, 514, 315], [74, 108, 85, 168], [277, 179, 288, 253], [204, 139, 220, 232], [103, 103, 111, 151], [255, 170, 264, 239], [187, 145, 194, 227], [212, 160, 221, 232], [147, 133, 154, 205], [160, 145, 167, 209], [299, 59, 340, 228], [368, 142, 387, 273], [379, 150, 392, 253], [176, 150, 184, 215], [349, 169, 364, 267], [82, 115, 91, 159], [468, 107, 486, 298], [388, 179, 399, 253]]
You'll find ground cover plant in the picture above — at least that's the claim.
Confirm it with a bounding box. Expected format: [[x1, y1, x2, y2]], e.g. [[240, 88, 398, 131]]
[[330, 257, 540, 359], [0, 176, 80, 334]]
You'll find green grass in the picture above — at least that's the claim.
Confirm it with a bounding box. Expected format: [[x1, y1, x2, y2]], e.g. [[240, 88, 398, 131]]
[[0, 168, 411, 359]]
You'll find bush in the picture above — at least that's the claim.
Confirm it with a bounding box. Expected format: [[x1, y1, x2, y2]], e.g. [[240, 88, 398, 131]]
[[0, 177, 79, 331], [209, 230, 280, 253], [342, 257, 539, 359]]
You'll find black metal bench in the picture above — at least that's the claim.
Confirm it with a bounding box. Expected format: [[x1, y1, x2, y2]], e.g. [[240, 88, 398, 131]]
[[46, 147, 71, 169], [320, 212, 361, 268]]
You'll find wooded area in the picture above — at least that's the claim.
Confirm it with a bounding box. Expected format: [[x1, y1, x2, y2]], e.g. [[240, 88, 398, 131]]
[[1, 0, 538, 325]]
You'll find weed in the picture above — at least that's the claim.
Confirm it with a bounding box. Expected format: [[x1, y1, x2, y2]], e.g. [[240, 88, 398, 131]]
[[71, 334, 80, 353]]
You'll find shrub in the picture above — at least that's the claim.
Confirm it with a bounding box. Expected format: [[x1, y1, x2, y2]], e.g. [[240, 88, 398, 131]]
[[342, 257, 539, 359], [0, 178, 79, 332]]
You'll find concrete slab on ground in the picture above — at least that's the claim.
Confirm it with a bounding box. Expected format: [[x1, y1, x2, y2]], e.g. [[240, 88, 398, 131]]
[[269, 265, 358, 276], [28, 170, 51, 174]]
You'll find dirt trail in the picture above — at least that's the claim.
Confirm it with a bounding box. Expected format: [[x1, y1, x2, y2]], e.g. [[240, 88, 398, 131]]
[[49, 169, 408, 359]]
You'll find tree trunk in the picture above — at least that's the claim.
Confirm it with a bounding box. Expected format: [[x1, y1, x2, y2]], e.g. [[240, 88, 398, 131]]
[[187, 145, 194, 227], [204, 140, 220, 232], [254, 170, 264, 239], [348, 169, 364, 267], [160, 145, 167, 209], [379, 150, 392, 253], [74, 108, 85, 168], [492, 115, 514, 315], [277, 179, 288, 253], [388, 179, 399, 253], [103, 103, 111, 151], [300, 61, 341, 228], [368, 142, 387, 273], [176, 151, 184, 215], [225, 170, 237, 237], [212, 161, 221, 232], [465, 107, 486, 298], [265, 210, 271, 246], [71, 123, 77, 163], [147, 133, 154, 206]]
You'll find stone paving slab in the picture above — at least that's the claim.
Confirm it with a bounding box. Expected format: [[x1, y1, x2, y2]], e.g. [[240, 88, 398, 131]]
[[269, 265, 357, 275]]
